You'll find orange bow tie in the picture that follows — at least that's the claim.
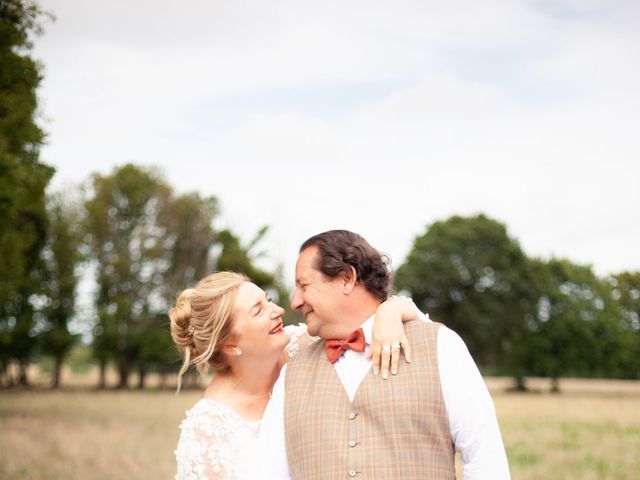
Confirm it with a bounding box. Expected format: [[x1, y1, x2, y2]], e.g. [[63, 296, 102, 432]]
[[325, 328, 366, 363]]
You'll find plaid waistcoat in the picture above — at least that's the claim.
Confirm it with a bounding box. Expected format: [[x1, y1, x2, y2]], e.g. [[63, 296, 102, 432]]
[[284, 320, 455, 480]]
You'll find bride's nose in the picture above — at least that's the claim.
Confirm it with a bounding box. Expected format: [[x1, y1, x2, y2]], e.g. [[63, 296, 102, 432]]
[[271, 305, 285, 318]]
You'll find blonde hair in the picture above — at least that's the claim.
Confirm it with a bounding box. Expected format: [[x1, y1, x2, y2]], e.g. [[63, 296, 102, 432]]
[[168, 271, 248, 391]]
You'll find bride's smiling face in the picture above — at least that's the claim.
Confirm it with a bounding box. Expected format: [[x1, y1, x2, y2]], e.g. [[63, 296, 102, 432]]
[[229, 282, 289, 356]]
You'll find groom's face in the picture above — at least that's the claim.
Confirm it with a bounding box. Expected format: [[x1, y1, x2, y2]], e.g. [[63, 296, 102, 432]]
[[291, 246, 344, 338]]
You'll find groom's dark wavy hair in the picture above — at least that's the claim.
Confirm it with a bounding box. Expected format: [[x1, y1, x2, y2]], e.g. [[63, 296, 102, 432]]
[[300, 230, 392, 302]]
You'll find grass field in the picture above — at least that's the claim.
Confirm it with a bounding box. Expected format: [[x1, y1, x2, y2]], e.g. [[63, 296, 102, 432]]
[[1, 373, 639, 479]]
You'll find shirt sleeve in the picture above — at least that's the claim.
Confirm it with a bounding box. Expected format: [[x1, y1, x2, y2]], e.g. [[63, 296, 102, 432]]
[[437, 326, 511, 479], [258, 365, 292, 479]]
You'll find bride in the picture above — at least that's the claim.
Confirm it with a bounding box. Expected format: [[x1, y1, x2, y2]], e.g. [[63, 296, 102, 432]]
[[170, 272, 422, 480]]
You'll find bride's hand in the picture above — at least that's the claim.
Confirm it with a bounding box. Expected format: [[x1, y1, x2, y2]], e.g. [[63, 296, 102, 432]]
[[369, 296, 415, 379]]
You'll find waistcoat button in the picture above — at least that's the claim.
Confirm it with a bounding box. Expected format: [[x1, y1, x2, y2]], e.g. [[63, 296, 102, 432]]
[[348, 412, 356, 420], [348, 471, 357, 477], [348, 440, 357, 447]]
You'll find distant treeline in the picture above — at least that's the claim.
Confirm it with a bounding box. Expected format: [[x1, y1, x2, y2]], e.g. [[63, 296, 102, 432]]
[[1, 0, 638, 391], [0, 161, 290, 388], [2, 160, 638, 392], [395, 215, 640, 390]]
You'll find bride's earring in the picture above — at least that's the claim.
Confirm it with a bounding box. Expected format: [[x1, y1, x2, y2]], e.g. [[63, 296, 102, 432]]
[[235, 347, 242, 356]]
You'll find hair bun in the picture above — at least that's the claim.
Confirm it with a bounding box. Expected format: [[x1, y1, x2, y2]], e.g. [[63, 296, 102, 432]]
[[169, 288, 197, 347]]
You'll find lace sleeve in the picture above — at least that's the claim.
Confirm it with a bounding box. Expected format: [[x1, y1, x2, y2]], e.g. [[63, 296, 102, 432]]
[[175, 401, 259, 480], [175, 411, 229, 480], [284, 323, 319, 358]]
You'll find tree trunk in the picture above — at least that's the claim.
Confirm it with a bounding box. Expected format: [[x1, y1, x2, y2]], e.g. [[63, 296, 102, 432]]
[[18, 360, 29, 386], [512, 375, 528, 392], [550, 376, 560, 393], [117, 359, 129, 389], [0, 361, 7, 387], [52, 356, 62, 389], [98, 359, 107, 389], [137, 363, 146, 389]]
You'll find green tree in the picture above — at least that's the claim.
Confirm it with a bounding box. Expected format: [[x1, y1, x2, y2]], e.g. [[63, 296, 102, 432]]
[[84, 164, 173, 388], [139, 192, 218, 388], [612, 271, 640, 379], [0, 0, 53, 385], [524, 259, 621, 391], [137, 316, 175, 389], [84, 165, 223, 388], [395, 214, 536, 376], [38, 193, 82, 388], [0, 0, 50, 151], [216, 227, 275, 287], [164, 192, 218, 296], [216, 226, 294, 319]]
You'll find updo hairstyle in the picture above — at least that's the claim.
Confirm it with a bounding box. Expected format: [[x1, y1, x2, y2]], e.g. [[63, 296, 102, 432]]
[[169, 272, 248, 390]]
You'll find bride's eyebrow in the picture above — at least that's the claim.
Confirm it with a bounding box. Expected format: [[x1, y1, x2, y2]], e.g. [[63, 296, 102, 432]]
[[248, 300, 260, 312], [249, 295, 267, 313]]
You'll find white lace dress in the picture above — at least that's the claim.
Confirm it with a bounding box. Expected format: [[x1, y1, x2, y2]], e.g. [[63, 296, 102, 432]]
[[174, 323, 310, 480]]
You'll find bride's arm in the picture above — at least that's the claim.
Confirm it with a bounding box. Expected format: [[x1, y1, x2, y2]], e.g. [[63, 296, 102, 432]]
[[278, 297, 427, 378], [370, 296, 428, 379]]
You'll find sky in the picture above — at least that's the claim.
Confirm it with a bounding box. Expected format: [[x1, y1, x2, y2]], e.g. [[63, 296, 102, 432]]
[[33, 0, 640, 288]]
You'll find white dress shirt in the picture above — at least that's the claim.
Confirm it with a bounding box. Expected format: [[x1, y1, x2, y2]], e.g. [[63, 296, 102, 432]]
[[258, 317, 511, 479]]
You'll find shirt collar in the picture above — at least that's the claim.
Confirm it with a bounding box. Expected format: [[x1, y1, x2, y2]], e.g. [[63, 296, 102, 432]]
[[360, 315, 376, 345]]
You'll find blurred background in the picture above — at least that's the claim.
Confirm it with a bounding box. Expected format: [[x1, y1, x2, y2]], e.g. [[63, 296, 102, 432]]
[[1, 0, 639, 478]]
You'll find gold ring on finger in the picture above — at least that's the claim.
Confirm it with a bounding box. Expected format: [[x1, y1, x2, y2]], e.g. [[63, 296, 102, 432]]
[[391, 342, 401, 350]]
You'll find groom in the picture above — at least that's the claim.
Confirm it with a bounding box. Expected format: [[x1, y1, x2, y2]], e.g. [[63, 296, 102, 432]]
[[259, 230, 510, 479]]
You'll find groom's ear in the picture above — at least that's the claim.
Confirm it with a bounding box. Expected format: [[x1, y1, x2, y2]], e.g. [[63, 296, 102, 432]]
[[342, 266, 358, 294]]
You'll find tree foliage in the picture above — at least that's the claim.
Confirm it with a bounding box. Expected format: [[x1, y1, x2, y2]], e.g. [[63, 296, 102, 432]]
[[84, 164, 175, 388], [396, 214, 638, 391], [0, 0, 53, 385], [612, 271, 640, 379], [216, 226, 297, 322], [83, 164, 223, 388], [164, 192, 218, 295], [142, 191, 218, 387], [37, 193, 82, 388], [395, 214, 534, 372], [524, 259, 621, 390], [217, 226, 275, 288]]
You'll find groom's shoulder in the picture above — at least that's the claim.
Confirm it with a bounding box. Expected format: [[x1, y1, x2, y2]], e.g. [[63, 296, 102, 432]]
[[405, 318, 442, 335], [404, 320, 445, 350]]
